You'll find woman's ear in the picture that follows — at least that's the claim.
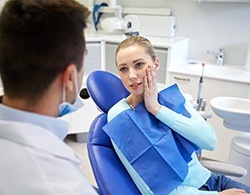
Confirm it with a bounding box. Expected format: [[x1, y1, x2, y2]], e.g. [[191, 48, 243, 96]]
[[154, 58, 160, 70], [62, 64, 76, 92]]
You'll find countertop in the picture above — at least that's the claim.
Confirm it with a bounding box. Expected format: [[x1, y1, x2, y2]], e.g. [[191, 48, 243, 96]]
[[169, 61, 250, 84]]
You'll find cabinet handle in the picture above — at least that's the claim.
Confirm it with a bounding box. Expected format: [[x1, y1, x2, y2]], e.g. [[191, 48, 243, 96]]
[[174, 76, 190, 82]]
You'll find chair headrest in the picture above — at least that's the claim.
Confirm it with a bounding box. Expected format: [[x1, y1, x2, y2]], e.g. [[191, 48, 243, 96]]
[[86, 70, 129, 113]]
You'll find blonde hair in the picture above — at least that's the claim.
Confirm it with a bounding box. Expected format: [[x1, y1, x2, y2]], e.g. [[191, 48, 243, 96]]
[[115, 36, 156, 65]]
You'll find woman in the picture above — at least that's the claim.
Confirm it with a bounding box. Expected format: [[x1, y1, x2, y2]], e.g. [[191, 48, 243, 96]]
[[104, 36, 250, 195]]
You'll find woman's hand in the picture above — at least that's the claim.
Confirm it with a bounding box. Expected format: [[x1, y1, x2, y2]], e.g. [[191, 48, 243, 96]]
[[219, 188, 248, 195], [144, 65, 161, 115]]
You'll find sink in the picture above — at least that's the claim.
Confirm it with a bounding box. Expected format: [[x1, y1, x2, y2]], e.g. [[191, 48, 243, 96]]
[[210, 97, 250, 132], [188, 64, 244, 77]]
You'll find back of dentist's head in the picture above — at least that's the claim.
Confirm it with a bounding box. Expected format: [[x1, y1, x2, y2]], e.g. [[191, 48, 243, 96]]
[[0, 0, 90, 102]]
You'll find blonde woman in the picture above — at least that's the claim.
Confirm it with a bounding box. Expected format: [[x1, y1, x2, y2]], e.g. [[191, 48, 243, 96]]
[[103, 36, 250, 195]]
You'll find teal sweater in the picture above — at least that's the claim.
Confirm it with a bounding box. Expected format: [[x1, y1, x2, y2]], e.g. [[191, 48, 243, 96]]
[[107, 92, 218, 195]]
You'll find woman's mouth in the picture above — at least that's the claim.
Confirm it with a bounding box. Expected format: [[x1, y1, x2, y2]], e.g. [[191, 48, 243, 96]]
[[129, 82, 142, 89]]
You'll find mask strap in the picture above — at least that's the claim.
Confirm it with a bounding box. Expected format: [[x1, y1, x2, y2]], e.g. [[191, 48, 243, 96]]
[[73, 68, 79, 98], [62, 82, 66, 103]]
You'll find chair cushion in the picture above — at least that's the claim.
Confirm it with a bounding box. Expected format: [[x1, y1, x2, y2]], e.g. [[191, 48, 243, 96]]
[[86, 71, 129, 113], [87, 113, 140, 195]]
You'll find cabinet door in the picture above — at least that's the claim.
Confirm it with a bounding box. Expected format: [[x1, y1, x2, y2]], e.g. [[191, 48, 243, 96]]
[[105, 43, 168, 85], [169, 73, 199, 98], [105, 42, 118, 75], [169, 73, 248, 162], [69, 95, 101, 134], [155, 47, 168, 85], [84, 42, 101, 76]]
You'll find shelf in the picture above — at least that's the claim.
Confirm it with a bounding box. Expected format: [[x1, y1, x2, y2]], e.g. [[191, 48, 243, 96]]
[[98, 7, 172, 16], [194, 0, 250, 3]]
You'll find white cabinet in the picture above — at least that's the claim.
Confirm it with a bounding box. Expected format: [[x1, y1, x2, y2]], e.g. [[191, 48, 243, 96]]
[[169, 72, 249, 162], [153, 47, 168, 84], [105, 42, 118, 75], [84, 42, 102, 76]]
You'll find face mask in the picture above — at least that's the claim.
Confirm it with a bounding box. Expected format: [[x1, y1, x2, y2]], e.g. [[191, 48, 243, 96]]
[[58, 96, 84, 117], [58, 68, 84, 117]]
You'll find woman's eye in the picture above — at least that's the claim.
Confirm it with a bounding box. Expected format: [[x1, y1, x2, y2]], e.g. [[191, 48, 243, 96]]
[[119, 67, 127, 72], [135, 62, 144, 68]]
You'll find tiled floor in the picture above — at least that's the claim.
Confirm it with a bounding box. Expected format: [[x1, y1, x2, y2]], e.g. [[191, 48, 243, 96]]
[[64, 134, 97, 188]]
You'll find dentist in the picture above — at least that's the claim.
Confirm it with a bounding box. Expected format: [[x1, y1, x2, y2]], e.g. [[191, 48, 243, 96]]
[[0, 0, 97, 194]]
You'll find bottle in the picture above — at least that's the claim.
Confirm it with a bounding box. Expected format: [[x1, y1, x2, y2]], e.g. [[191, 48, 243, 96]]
[[109, 0, 117, 7]]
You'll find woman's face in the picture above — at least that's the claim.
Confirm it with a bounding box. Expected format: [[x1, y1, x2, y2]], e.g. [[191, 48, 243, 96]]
[[116, 45, 158, 97]]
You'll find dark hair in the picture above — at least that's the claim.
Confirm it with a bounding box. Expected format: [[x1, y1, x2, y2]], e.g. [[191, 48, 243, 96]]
[[0, 0, 90, 102], [115, 36, 156, 65]]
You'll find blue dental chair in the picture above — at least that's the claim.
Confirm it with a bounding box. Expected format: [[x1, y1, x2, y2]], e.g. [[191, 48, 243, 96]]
[[86, 70, 140, 195], [86, 70, 247, 195]]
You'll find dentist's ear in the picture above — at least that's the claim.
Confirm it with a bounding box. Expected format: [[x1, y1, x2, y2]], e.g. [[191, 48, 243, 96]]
[[154, 58, 160, 70], [62, 64, 76, 92]]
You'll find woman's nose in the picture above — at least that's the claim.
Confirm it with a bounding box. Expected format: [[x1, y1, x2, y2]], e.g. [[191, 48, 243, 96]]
[[129, 69, 137, 80]]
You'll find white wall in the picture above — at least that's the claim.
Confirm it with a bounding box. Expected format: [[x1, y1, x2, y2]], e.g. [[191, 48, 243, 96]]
[[162, 1, 250, 67], [95, 0, 250, 67], [0, 0, 7, 10], [1, 0, 249, 66]]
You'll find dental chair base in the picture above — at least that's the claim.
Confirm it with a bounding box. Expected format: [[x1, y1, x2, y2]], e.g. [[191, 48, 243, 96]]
[[229, 136, 250, 185]]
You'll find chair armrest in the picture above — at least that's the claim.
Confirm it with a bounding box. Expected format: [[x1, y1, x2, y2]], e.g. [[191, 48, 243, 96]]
[[200, 160, 247, 177], [197, 111, 212, 119]]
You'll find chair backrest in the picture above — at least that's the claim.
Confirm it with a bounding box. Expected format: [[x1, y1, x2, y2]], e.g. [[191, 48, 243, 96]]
[[86, 70, 129, 113], [86, 71, 140, 195]]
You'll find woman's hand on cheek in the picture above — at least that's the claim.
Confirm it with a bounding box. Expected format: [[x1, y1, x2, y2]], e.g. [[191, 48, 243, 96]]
[[144, 65, 161, 115]]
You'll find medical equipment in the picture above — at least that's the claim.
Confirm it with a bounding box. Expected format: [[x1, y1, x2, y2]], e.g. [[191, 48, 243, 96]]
[[197, 63, 205, 111], [95, 2, 175, 37], [100, 15, 140, 36]]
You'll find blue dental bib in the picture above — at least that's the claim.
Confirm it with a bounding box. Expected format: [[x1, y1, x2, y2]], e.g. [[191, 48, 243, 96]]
[[103, 84, 199, 194]]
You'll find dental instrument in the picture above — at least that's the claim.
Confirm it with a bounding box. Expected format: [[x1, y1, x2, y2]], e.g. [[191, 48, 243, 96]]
[[197, 63, 205, 111]]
